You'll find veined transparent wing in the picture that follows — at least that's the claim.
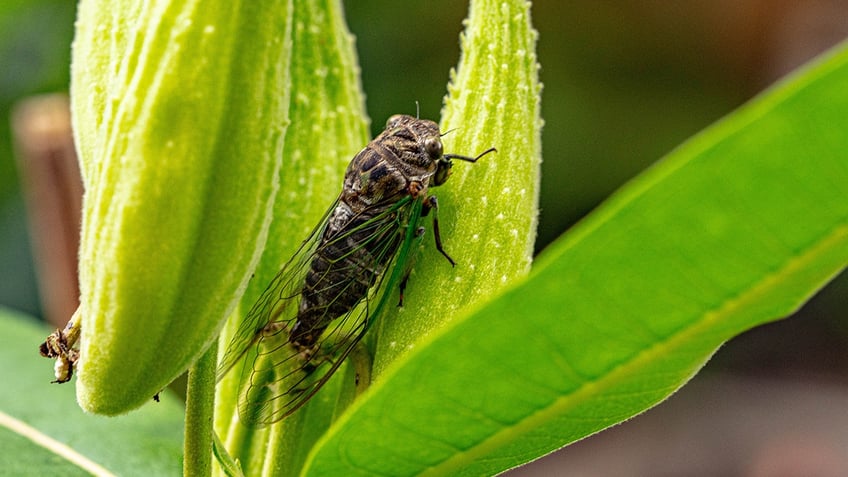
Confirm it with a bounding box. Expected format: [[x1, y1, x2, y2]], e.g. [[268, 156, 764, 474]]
[[218, 195, 425, 426], [215, 198, 339, 382]]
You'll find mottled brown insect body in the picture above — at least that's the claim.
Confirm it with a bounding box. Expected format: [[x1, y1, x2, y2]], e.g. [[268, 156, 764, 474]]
[[216, 113, 493, 424], [290, 115, 443, 350]]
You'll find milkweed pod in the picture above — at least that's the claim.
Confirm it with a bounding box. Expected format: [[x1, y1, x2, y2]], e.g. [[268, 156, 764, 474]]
[[71, 0, 293, 415]]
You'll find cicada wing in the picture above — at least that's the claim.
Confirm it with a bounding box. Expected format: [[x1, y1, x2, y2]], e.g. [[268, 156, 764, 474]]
[[228, 195, 426, 426], [216, 199, 340, 382], [239, 305, 370, 425]]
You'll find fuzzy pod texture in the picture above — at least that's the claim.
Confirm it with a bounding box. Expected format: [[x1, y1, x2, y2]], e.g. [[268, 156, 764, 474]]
[[213, 0, 370, 473], [299, 0, 541, 473], [371, 0, 543, 374], [71, 0, 292, 415]]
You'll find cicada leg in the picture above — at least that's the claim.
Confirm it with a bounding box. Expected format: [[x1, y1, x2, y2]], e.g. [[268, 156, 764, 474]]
[[422, 195, 455, 266], [397, 194, 458, 307]]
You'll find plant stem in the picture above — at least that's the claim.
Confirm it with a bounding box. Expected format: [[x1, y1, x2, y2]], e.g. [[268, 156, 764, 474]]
[[184, 341, 218, 477]]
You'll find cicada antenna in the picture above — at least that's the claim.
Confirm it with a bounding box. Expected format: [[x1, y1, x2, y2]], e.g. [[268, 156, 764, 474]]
[[444, 147, 497, 163]]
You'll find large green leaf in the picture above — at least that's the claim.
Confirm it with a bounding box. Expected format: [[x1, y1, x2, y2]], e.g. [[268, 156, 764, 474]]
[[0, 308, 184, 475], [301, 41, 848, 476]]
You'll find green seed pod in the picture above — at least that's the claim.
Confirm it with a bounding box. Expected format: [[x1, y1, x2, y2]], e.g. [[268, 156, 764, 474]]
[[71, 0, 292, 415]]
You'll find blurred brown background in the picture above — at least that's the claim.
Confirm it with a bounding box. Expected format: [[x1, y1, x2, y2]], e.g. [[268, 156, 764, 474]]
[[1, 1, 847, 475]]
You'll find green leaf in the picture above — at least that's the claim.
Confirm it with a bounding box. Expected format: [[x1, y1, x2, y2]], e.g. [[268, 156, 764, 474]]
[[0, 308, 184, 476], [301, 39, 848, 477]]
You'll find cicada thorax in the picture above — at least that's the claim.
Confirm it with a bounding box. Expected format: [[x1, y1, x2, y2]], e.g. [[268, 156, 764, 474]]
[[289, 115, 443, 352]]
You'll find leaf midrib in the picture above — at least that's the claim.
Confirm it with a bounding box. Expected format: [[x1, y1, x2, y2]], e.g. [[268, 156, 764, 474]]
[[0, 410, 116, 477]]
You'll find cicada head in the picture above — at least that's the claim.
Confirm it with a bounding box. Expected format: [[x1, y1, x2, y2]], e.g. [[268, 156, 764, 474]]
[[377, 114, 495, 188], [382, 115, 443, 173]]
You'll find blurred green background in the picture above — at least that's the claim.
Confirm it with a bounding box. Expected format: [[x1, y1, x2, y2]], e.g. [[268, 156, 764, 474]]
[[1, 1, 847, 475]]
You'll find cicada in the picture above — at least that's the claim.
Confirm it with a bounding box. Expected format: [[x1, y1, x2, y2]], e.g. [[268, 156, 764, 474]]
[[217, 114, 495, 425]]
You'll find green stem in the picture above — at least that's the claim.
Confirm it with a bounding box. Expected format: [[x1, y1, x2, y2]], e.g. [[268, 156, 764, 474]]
[[184, 341, 218, 477]]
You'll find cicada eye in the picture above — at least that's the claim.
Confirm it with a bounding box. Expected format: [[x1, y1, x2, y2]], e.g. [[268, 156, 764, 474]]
[[424, 137, 443, 159]]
